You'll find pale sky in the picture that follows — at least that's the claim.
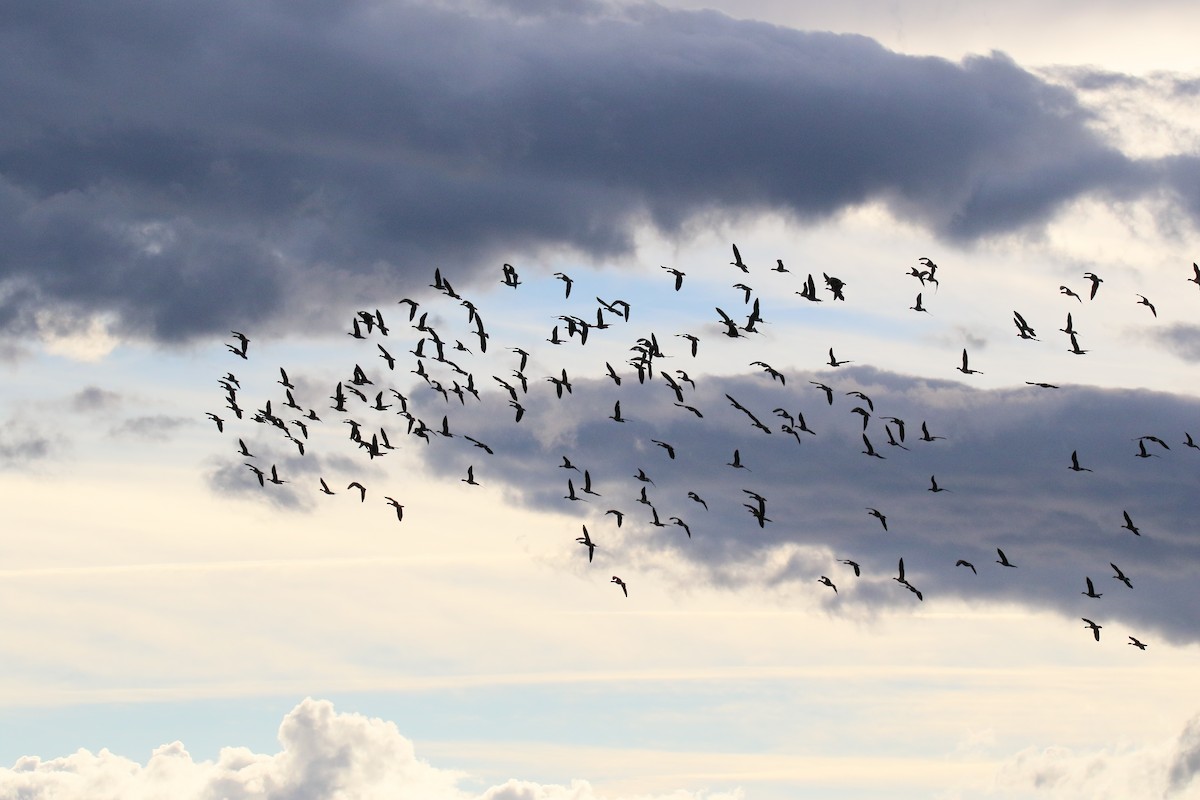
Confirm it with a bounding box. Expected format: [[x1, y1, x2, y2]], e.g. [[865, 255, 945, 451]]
[[3, 2, 1200, 799]]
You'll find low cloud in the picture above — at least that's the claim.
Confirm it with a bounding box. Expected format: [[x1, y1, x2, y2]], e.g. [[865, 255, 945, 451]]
[[0, 698, 743, 800]]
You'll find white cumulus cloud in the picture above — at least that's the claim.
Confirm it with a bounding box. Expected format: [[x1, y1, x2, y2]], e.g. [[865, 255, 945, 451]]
[[0, 698, 742, 800]]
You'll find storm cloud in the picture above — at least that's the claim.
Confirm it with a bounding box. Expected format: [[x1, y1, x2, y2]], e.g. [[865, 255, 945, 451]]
[[2, 0, 1192, 340]]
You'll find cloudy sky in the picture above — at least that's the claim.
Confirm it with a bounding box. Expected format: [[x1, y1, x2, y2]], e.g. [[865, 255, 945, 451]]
[[4, 1, 1200, 798]]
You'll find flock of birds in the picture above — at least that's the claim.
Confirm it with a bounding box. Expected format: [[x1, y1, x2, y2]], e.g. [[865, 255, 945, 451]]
[[206, 248, 1200, 650]]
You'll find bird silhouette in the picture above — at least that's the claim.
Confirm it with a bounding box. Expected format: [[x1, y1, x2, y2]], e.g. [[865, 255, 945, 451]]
[[611, 576, 628, 597], [995, 548, 1017, 568], [1082, 618, 1102, 641], [577, 525, 596, 562]]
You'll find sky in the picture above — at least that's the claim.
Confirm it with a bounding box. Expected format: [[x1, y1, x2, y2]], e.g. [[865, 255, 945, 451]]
[[3, 1, 1200, 798]]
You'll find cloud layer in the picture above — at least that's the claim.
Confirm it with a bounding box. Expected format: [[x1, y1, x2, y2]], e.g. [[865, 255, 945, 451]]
[[2, 0, 1196, 340]]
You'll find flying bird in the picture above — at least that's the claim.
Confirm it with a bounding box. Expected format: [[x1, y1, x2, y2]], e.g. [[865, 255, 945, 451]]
[[995, 548, 1017, 568], [1083, 272, 1103, 299], [577, 525, 596, 562], [611, 576, 628, 597], [817, 576, 838, 594], [1082, 577, 1102, 598], [866, 508, 888, 530], [730, 243, 749, 272], [1128, 636, 1147, 650], [1136, 294, 1157, 317], [1082, 618, 1102, 642], [955, 559, 977, 574], [1121, 510, 1140, 536], [956, 348, 983, 375]]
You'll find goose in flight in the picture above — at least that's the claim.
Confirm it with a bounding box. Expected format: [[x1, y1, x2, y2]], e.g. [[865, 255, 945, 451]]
[[462, 465, 479, 486], [866, 508, 888, 531], [1191, 263, 1200, 289], [1136, 294, 1157, 317], [817, 576, 837, 594], [318, 478, 335, 496], [1134, 439, 1160, 459], [687, 491, 708, 510], [661, 265, 686, 291], [823, 273, 847, 301], [727, 449, 749, 470], [577, 525, 596, 562], [611, 576, 628, 597], [605, 509, 625, 527], [1121, 510, 1140, 536], [1110, 562, 1132, 588], [1060, 286, 1082, 302], [348, 481, 366, 502], [1128, 636, 1147, 650], [1082, 618, 1102, 641], [651, 439, 676, 460], [810, 382, 834, 406], [1060, 312, 1077, 336], [827, 348, 852, 367], [920, 421, 944, 442], [384, 497, 404, 521], [676, 333, 700, 358], [730, 243, 749, 272], [995, 548, 1016, 568], [838, 559, 861, 577], [609, 400, 626, 423], [245, 463, 265, 486], [928, 475, 947, 493], [1067, 333, 1088, 355], [501, 262, 521, 287], [1068, 450, 1092, 472], [1083, 272, 1103, 299], [553, 272, 573, 298], [860, 433, 884, 459], [910, 292, 928, 313], [266, 465, 286, 485], [604, 362, 622, 386], [773, 259, 789, 272], [1012, 310, 1037, 339], [206, 413, 225, 432], [1082, 576, 1102, 598], [670, 517, 691, 538], [955, 559, 977, 574], [227, 331, 250, 358], [956, 348, 983, 375]]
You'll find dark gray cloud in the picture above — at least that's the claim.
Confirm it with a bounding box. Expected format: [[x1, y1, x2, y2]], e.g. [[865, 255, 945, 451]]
[[0, 417, 55, 466], [1, 0, 1193, 341], [70, 385, 122, 413], [406, 359, 1200, 645], [1152, 323, 1200, 362]]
